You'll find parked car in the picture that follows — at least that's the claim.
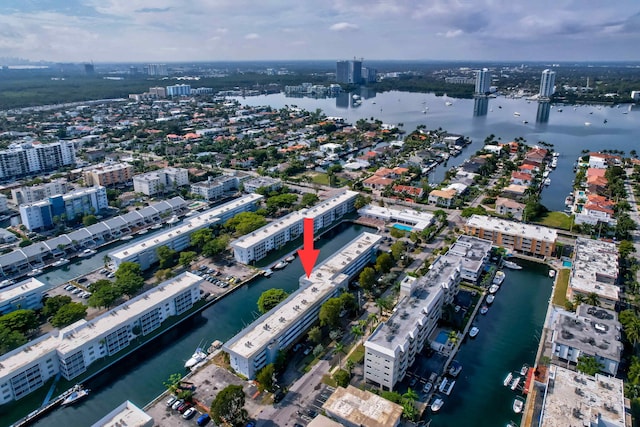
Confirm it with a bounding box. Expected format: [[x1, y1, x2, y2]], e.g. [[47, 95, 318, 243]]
[[64, 284, 75, 291], [273, 389, 285, 403], [196, 413, 210, 426], [71, 288, 83, 295], [409, 377, 418, 388], [165, 395, 177, 407], [182, 407, 197, 419], [178, 402, 191, 413], [171, 399, 184, 410], [423, 382, 433, 394]]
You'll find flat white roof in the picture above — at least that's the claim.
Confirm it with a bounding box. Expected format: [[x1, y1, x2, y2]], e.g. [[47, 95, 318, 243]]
[[0, 278, 47, 304], [466, 214, 558, 243], [90, 400, 153, 427], [541, 365, 625, 427], [570, 238, 619, 300], [231, 191, 357, 250], [323, 385, 403, 427], [358, 204, 435, 231], [110, 194, 262, 260], [20, 186, 105, 208], [0, 273, 202, 380], [225, 232, 381, 358]]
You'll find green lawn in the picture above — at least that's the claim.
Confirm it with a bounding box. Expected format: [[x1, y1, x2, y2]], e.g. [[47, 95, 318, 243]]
[[537, 211, 574, 230], [311, 173, 330, 185], [348, 344, 365, 364], [552, 269, 571, 307]]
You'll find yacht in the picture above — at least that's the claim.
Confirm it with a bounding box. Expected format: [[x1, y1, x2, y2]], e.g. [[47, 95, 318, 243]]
[[469, 326, 479, 338], [273, 261, 288, 270], [544, 178, 551, 186], [263, 268, 273, 278], [79, 248, 97, 258], [151, 223, 163, 230], [585, 122, 592, 126], [489, 284, 500, 294], [0, 279, 15, 288], [503, 260, 522, 270], [438, 378, 456, 395], [61, 385, 89, 406], [137, 229, 149, 235], [493, 271, 505, 285], [549, 270, 556, 278], [503, 372, 514, 387], [510, 376, 521, 391], [120, 235, 134, 241], [430, 396, 444, 412], [445, 101, 453, 106], [513, 398, 524, 414], [27, 268, 43, 277], [448, 360, 463, 377], [551, 159, 558, 168], [185, 347, 208, 369], [486, 294, 495, 305], [565, 195, 574, 206], [52, 258, 70, 268], [480, 305, 489, 315], [167, 215, 180, 224], [285, 255, 296, 263], [513, 112, 521, 117], [520, 364, 529, 376]]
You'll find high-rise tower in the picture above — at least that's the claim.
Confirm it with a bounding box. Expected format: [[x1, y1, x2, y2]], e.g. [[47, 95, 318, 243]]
[[474, 68, 491, 95], [539, 69, 556, 99]]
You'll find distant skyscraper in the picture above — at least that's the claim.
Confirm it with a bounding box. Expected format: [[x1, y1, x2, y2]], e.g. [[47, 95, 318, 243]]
[[362, 67, 377, 83], [539, 69, 556, 99], [147, 64, 168, 77], [336, 60, 363, 84], [83, 63, 94, 75], [474, 68, 491, 95]]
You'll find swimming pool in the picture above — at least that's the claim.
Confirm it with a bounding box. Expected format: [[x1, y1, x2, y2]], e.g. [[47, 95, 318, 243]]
[[562, 260, 572, 268], [393, 224, 413, 232], [434, 330, 449, 345]]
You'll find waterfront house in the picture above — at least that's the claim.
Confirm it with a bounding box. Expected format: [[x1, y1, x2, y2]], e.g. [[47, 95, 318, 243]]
[[495, 197, 525, 220], [510, 171, 533, 187]]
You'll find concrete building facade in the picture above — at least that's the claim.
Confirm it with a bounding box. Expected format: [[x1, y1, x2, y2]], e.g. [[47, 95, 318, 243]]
[[567, 238, 619, 310], [83, 163, 134, 187], [0, 278, 48, 315], [11, 179, 70, 206], [133, 168, 189, 196], [189, 175, 239, 201], [0, 141, 76, 181]]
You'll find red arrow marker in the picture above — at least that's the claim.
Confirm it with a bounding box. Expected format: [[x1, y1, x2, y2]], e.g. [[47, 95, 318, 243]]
[[297, 218, 320, 278]]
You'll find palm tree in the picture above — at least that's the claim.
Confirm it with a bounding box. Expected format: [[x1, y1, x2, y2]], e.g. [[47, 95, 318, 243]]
[[572, 293, 586, 307], [448, 330, 459, 346], [351, 325, 364, 345], [585, 292, 600, 307], [334, 342, 345, 368], [345, 359, 355, 375], [403, 387, 419, 402], [625, 317, 640, 349]]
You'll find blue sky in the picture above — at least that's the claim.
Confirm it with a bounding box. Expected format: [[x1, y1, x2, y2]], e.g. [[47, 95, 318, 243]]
[[1, 0, 639, 62]]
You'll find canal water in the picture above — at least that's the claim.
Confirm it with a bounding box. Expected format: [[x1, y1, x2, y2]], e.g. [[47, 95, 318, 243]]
[[428, 260, 552, 427], [17, 223, 373, 427]]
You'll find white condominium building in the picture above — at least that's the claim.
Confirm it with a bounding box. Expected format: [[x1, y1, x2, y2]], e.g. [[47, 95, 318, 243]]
[[0, 272, 203, 404], [364, 236, 492, 390], [357, 204, 436, 232], [0, 141, 76, 180], [109, 194, 263, 270], [231, 190, 358, 264], [19, 186, 109, 231], [190, 175, 239, 201], [11, 179, 70, 205], [568, 237, 619, 310], [224, 232, 382, 379], [0, 278, 48, 315], [133, 167, 189, 196], [83, 163, 134, 187], [242, 176, 282, 194]]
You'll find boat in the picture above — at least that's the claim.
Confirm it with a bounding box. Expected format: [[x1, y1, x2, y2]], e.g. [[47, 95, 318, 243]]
[[430, 396, 444, 412], [61, 386, 90, 406], [284, 255, 295, 263], [27, 268, 43, 277], [151, 223, 163, 230], [273, 261, 288, 270], [503, 260, 522, 270], [352, 94, 361, 100], [486, 294, 495, 304], [585, 122, 592, 126], [510, 376, 521, 391], [513, 112, 521, 117], [52, 258, 70, 268], [263, 268, 273, 278], [167, 215, 179, 224], [448, 360, 462, 377], [503, 372, 514, 387], [493, 271, 505, 285], [513, 398, 524, 414], [553, 152, 560, 158], [520, 364, 529, 376], [522, 120, 528, 124], [489, 284, 500, 294], [551, 159, 558, 168], [79, 248, 97, 258], [0, 279, 15, 288], [138, 229, 149, 235], [438, 378, 456, 395], [557, 108, 563, 112], [469, 326, 479, 338], [565, 195, 574, 206], [544, 178, 551, 186], [507, 422, 518, 427], [445, 101, 453, 106], [480, 305, 489, 315], [120, 235, 134, 241], [548, 270, 556, 278], [185, 347, 208, 369], [422, 109, 428, 114]]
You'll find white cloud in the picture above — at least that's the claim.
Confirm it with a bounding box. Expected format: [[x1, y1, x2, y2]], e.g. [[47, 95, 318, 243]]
[[244, 33, 260, 39], [329, 22, 359, 31]]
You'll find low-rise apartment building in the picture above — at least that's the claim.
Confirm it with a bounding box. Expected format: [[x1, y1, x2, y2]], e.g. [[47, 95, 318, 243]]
[[0, 272, 203, 404], [322, 385, 403, 427], [19, 186, 109, 231], [357, 204, 436, 232], [83, 163, 134, 187], [567, 238, 619, 310], [364, 235, 492, 390], [0, 278, 48, 315], [231, 191, 358, 264], [11, 179, 70, 205], [133, 167, 189, 196], [109, 194, 262, 271], [464, 215, 557, 258], [189, 175, 239, 201], [224, 232, 381, 379], [242, 176, 282, 194]]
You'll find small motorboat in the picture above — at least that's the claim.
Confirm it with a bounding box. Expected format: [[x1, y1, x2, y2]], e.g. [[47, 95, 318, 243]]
[[503, 372, 513, 387], [61, 385, 89, 406], [185, 347, 207, 369], [167, 215, 179, 224], [448, 360, 462, 377], [439, 378, 456, 395], [263, 268, 273, 277], [120, 235, 134, 241], [486, 294, 495, 304], [151, 223, 163, 230], [431, 396, 444, 412], [548, 270, 556, 278], [469, 327, 479, 338], [493, 271, 505, 285], [513, 398, 524, 414], [285, 255, 295, 263], [273, 261, 288, 270], [503, 260, 522, 270], [52, 258, 70, 268], [520, 364, 529, 376], [544, 178, 551, 186], [79, 248, 97, 258], [138, 229, 149, 235], [489, 284, 500, 294], [27, 268, 43, 277], [510, 376, 521, 391], [480, 305, 489, 315], [513, 112, 521, 117]]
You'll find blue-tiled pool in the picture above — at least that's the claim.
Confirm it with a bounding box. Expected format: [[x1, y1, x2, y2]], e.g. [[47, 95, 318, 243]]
[[562, 260, 572, 268], [393, 223, 413, 232], [434, 330, 449, 345]]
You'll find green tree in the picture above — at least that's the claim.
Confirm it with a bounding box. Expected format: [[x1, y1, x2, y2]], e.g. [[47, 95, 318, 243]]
[[115, 261, 145, 296], [0, 325, 27, 355], [190, 228, 213, 250], [255, 364, 274, 392], [375, 252, 394, 274], [359, 267, 376, 292], [319, 298, 342, 328], [88, 285, 121, 309], [225, 211, 267, 236], [619, 240, 636, 260], [333, 369, 350, 387], [156, 245, 177, 269], [0, 309, 38, 334], [257, 289, 289, 314], [50, 302, 87, 327], [308, 326, 322, 344], [577, 355, 603, 375], [163, 372, 183, 394], [300, 193, 319, 207], [203, 234, 230, 257], [390, 240, 406, 262], [339, 292, 357, 314], [179, 251, 197, 268], [210, 384, 247, 426], [42, 295, 73, 318], [585, 292, 601, 307], [82, 215, 98, 226], [353, 194, 371, 210], [624, 316, 640, 348]]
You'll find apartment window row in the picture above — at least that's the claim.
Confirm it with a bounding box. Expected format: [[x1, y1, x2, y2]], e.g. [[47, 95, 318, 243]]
[[105, 325, 131, 355], [59, 350, 86, 379], [174, 289, 195, 315], [139, 307, 162, 335], [10, 365, 44, 399]]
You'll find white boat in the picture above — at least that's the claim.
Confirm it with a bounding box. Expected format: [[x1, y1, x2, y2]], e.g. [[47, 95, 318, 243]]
[[565, 196, 574, 206], [486, 294, 495, 304], [352, 94, 361, 100], [120, 235, 134, 241], [489, 284, 500, 294], [513, 112, 521, 117], [263, 268, 273, 277], [553, 152, 560, 158], [503, 260, 522, 270], [27, 268, 43, 277], [0, 279, 15, 288], [284, 255, 295, 263], [151, 223, 163, 230], [439, 378, 456, 395], [61, 386, 89, 406], [520, 364, 529, 376], [52, 258, 70, 268], [544, 178, 551, 186], [585, 122, 592, 126], [273, 261, 288, 270], [469, 327, 479, 338], [167, 215, 179, 224], [480, 305, 489, 315], [503, 372, 513, 387], [430, 396, 444, 412], [185, 347, 208, 369], [493, 271, 505, 285], [448, 360, 462, 377], [445, 101, 453, 106], [79, 249, 97, 258], [138, 229, 149, 235], [513, 398, 524, 414], [551, 159, 558, 168], [510, 376, 521, 391], [548, 270, 556, 278]]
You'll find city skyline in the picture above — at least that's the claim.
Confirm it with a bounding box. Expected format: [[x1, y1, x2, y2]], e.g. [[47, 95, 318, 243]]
[[0, 1, 639, 63]]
